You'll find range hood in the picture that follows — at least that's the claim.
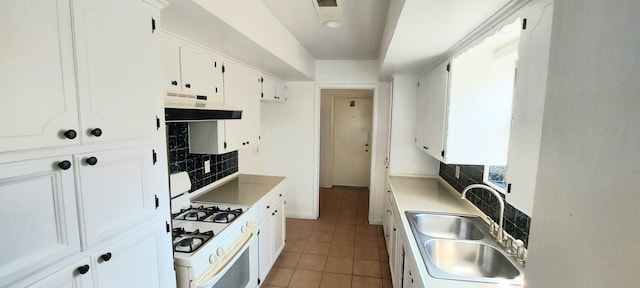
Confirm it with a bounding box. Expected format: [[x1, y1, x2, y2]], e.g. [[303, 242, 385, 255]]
[[164, 93, 242, 122]]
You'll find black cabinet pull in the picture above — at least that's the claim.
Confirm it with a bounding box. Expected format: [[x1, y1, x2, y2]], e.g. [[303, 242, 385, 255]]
[[423, 146, 428, 150], [85, 157, 98, 166], [242, 142, 246, 146], [247, 141, 250, 145], [90, 128, 102, 137], [271, 212, 275, 216], [185, 83, 191, 88], [279, 194, 282, 197], [266, 205, 270, 209], [171, 80, 178, 86], [58, 160, 72, 170], [274, 210, 278, 213], [101, 252, 112, 262], [63, 129, 77, 139], [77, 265, 90, 274]]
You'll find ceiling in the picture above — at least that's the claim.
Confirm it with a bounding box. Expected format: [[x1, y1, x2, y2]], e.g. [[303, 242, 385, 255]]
[[261, 0, 390, 60]]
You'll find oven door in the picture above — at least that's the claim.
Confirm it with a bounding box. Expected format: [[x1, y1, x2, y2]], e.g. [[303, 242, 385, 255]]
[[190, 226, 258, 288]]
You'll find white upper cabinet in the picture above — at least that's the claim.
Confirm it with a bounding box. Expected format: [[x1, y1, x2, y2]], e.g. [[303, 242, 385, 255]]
[[260, 76, 286, 102], [72, 0, 161, 143], [0, 0, 80, 152], [224, 61, 261, 149], [74, 146, 156, 248], [416, 61, 449, 161], [161, 38, 224, 103], [416, 18, 522, 165], [505, 0, 555, 216], [0, 156, 81, 286]]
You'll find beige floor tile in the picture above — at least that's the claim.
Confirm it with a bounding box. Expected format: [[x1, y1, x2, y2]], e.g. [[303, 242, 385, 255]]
[[308, 231, 333, 243], [320, 273, 352, 288], [379, 248, 389, 262], [304, 242, 330, 255], [328, 244, 355, 258], [334, 223, 356, 233], [297, 254, 327, 271], [382, 277, 393, 288], [331, 230, 355, 245], [336, 216, 357, 225], [264, 267, 294, 287], [353, 259, 381, 278], [261, 285, 283, 288], [352, 276, 382, 288], [313, 222, 336, 233], [288, 229, 312, 241], [354, 246, 380, 261], [274, 252, 301, 269], [283, 240, 307, 253], [324, 256, 353, 274], [354, 236, 379, 248], [288, 269, 322, 288]]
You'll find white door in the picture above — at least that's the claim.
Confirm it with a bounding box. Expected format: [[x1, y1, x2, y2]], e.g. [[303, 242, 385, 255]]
[[91, 228, 162, 288], [0, 0, 80, 152], [73, 0, 159, 143], [332, 97, 373, 187], [74, 146, 155, 248], [0, 157, 81, 286]]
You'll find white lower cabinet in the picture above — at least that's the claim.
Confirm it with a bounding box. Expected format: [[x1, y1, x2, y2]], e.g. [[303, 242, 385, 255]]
[[402, 248, 425, 288], [257, 183, 286, 283], [74, 146, 157, 248], [25, 259, 93, 288], [0, 157, 81, 286]]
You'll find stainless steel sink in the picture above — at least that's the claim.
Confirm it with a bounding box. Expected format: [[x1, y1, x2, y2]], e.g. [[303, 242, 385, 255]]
[[411, 213, 484, 240], [426, 240, 520, 279], [405, 211, 524, 285]]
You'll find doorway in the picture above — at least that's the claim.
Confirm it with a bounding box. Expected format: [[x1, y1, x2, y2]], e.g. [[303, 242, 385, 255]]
[[320, 89, 374, 188]]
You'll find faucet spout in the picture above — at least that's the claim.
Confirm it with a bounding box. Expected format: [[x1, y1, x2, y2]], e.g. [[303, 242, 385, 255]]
[[461, 184, 505, 242]]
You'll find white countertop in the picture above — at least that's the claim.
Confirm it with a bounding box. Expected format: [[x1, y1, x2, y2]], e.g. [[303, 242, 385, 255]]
[[192, 174, 285, 206], [388, 175, 522, 288]]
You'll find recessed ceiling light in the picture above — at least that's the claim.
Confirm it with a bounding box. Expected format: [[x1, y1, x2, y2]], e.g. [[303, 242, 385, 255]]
[[323, 20, 342, 28]]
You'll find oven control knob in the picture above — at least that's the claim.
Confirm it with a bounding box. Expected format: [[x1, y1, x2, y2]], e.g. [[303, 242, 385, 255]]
[[246, 220, 252, 227], [241, 225, 248, 233], [216, 247, 225, 257], [209, 254, 216, 264]]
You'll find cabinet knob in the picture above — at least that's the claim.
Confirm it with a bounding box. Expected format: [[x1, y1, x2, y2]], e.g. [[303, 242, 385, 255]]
[[57, 160, 72, 170], [100, 252, 112, 262], [77, 265, 90, 275], [266, 205, 270, 209], [423, 146, 429, 150], [90, 128, 103, 137], [247, 141, 250, 144], [185, 83, 191, 88], [271, 212, 275, 216], [279, 194, 282, 197], [171, 80, 178, 86], [63, 129, 77, 139], [242, 142, 246, 146], [85, 157, 98, 166]]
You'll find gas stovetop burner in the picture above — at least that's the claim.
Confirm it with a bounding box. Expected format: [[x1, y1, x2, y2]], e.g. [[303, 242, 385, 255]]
[[172, 205, 244, 223], [172, 228, 215, 253]]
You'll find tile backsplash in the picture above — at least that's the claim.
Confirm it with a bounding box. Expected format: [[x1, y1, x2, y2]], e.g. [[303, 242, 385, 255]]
[[439, 163, 531, 247], [167, 123, 238, 192]]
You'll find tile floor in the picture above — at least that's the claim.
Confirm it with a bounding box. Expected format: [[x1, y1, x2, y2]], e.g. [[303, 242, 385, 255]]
[[262, 187, 392, 288]]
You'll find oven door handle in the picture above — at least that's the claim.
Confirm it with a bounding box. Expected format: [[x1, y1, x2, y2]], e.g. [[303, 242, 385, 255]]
[[190, 225, 257, 288]]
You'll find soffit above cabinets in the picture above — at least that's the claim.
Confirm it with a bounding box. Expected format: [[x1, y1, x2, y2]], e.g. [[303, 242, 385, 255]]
[[379, 0, 530, 78]]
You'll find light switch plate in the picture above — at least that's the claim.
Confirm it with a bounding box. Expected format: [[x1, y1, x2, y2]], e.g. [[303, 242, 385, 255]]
[[204, 160, 211, 174]]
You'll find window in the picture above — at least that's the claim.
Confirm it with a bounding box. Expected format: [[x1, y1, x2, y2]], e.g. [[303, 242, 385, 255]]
[[484, 165, 507, 193]]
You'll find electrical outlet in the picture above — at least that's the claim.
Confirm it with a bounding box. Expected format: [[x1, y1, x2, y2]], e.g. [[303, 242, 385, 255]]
[[204, 160, 211, 174], [455, 165, 460, 179]]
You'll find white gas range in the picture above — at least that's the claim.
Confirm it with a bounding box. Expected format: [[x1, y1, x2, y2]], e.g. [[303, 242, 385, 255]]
[[170, 173, 259, 288]]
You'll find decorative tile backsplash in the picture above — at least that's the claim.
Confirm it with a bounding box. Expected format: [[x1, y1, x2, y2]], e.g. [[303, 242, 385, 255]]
[[439, 163, 531, 247], [167, 123, 238, 192]]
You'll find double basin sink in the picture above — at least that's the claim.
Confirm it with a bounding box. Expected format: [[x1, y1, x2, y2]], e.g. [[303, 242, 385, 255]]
[[406, 212, 524, 286]]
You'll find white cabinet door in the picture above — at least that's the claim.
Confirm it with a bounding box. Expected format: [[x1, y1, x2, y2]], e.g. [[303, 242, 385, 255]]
[[416, 61, 449, 161], [402, 250, 424, 288], [505, 0, 554, 217], [0, 0, 80, 152], [180, 46, 223, 103], [24, 259, 93, 288], [74, 146, 156, 248], [258, 217, 274, 281], [272, 200, 286, 258], [72, 0, 159, 143], [274, 81, 286, 102], [0, 156, 81, 286], [389, 211, 400, 286], [382, 190, 392, 253], [261, 77, 276, 101], [160, 36, 182, 91], [224, 61, 261, 149], [91, 228, 163, 288]]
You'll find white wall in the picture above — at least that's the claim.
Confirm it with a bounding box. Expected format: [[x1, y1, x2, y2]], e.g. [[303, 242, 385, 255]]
[[389, 75, 440, 176], [254, 82, 317, 219], [526, 0, 640, 287]]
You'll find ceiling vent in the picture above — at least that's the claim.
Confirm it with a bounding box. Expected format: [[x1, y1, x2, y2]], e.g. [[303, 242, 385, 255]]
[[311, 0, 345, 28]]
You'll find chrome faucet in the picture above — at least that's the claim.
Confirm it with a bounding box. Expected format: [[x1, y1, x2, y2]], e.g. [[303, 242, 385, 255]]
[[461, 184, 505, 243]]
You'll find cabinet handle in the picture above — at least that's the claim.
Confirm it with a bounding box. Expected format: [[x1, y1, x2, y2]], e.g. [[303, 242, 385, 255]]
[[247, 141, 250, 145], [242, 142, 246, 146], [185, 83, 191, 88], [393, 228, 397, 231], [57, 160, 72, 170], [100, 252, 112, 262], [85, 157, 98, 166], [279, 194, 282, 197], [266, 205, 270, 209], [63, 129, 77, 139], [90, 128, 103, 137], [171, 80, 178, 86], [77, 265, 90, 275], [274, 210, 278, 213], [423, 146, 428, 150], [271, 212, 275, 216]]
